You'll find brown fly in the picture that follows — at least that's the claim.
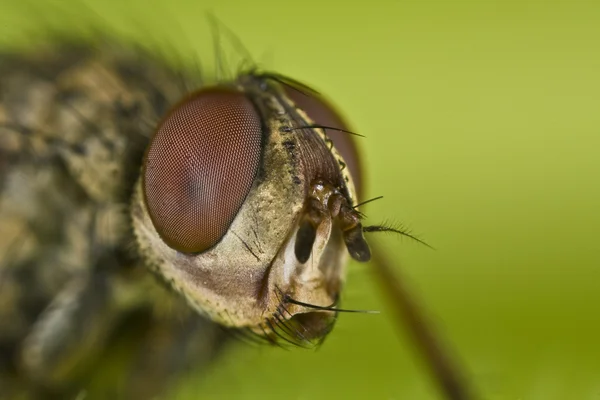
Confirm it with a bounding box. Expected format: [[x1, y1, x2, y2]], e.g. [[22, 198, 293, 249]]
[[0, 18, 476, 400]]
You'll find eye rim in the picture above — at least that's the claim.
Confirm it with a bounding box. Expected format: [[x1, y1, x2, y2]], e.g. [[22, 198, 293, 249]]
[[142, 86, 264, 254], [282, 85, 364, 199]]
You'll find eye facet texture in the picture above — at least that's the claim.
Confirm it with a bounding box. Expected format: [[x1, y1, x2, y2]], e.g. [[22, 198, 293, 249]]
[[285, 88, 363, 195], [143, 88, 263, 253]]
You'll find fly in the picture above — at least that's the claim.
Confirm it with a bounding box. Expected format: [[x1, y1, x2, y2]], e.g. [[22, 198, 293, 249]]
[[0, 19, 476, 400]]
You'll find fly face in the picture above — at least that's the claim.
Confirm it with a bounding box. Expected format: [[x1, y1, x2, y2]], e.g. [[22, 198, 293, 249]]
[[132, 72, 370, 345]]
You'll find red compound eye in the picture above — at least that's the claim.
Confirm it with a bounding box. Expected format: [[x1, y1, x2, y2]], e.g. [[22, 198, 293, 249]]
[[143, 87, 263, 253], [284, 87, 363, 197]]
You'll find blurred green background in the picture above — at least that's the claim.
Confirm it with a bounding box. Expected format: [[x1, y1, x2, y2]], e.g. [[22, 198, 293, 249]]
[[3, 0, 599, 399]]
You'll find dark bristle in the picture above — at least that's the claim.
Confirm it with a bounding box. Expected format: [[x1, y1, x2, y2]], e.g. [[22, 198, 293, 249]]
[[284, 295, 379, 314], [258, 72, 320, 96], [353, 195, 384, 209], [289, 125, 365, 138]]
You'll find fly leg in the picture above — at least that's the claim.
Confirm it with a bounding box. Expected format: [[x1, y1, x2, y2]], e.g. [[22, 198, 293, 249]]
[[110, 306, 227, 400], [17, 270, 124, 398], [16, 265, 227, 400]]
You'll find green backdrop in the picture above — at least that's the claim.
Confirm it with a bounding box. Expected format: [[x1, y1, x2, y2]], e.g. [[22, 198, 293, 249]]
[[2, 0, 599, 399]]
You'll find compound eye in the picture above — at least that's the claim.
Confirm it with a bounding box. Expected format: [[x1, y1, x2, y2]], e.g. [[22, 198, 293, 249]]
[[143, 88, 263, 254], [284, 87, 363, 197]]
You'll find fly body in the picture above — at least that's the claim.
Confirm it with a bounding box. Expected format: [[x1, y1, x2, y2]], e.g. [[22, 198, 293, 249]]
[[0, 42, 226, 399]]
